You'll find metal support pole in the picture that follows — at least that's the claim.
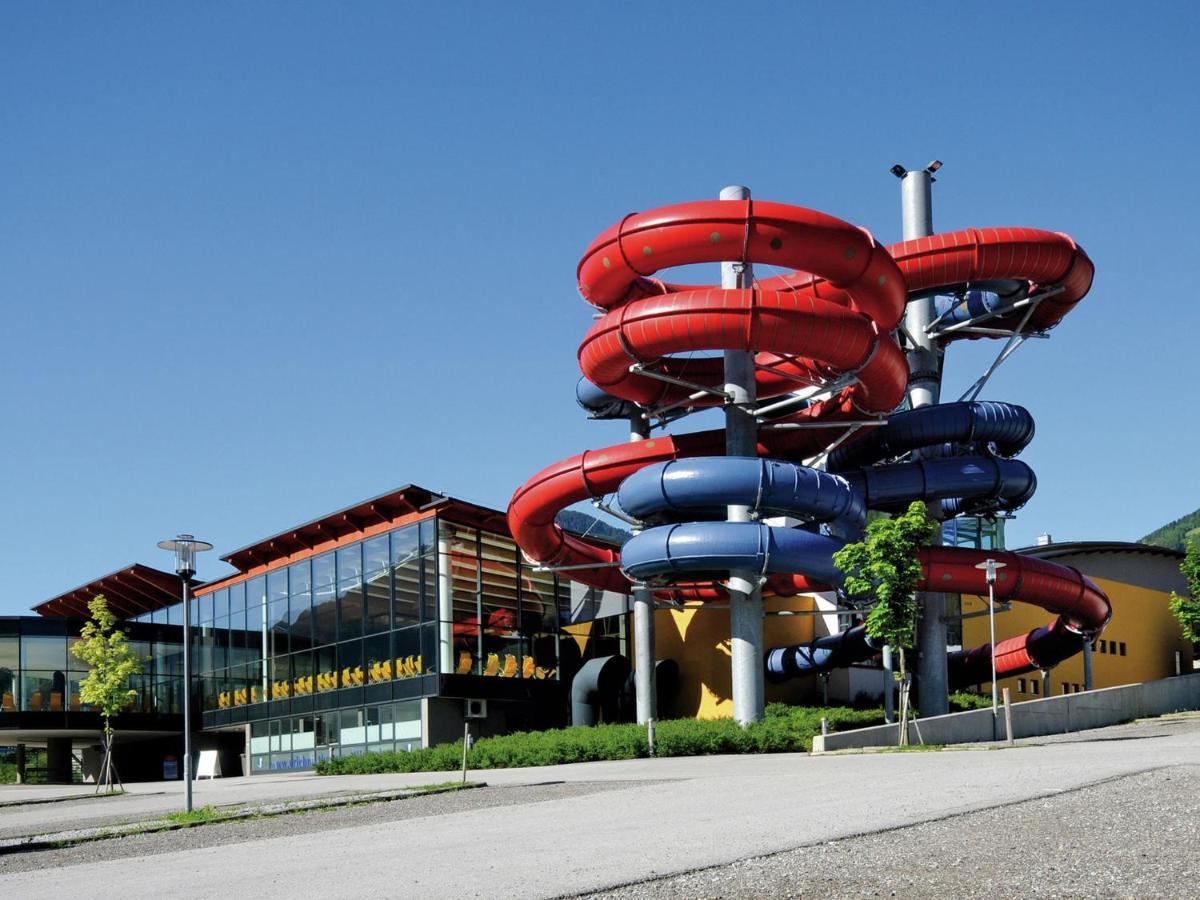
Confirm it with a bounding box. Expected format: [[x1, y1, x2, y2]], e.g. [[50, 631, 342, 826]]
[[899, 164, 950, 718], [181, 578, 193, 814], [1083, 641, 1093, 691], [721, 183, 764, 726], [630, 413, 657, 727], [437, 535, 454, 674], [1041, 668, 1051, 698], [988, 578, 998, 718], [882, 644, 894, 723]]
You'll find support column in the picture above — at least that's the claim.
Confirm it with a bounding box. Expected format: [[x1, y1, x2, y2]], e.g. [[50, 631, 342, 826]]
[[899, 165, 950, 718], [721, 184, 765, 726], [630, 414, 658, 726], [1082, 641, 1093, 691], [437, 532, 455, 675], [46, 737, 73, 784]]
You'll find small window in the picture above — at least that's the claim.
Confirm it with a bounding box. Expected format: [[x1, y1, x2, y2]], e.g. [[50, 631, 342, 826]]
[[1017, 678, 1027, 694], [1074, 683, 1082, 693], [1031, 680, 1040, 696], [1119, 642, 1127, 657], [1098, 640, 1106, 654], [1062, 684, 1069, 695]]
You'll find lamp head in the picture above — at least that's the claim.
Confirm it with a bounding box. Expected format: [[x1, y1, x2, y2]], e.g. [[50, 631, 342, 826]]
[[157, 534, 214, 579]]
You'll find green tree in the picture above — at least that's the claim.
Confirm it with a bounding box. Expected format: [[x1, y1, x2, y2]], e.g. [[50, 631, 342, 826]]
[[1168, 541, 1200, 645], [833, 501, 938, 745], [70, 595, 144, 793]]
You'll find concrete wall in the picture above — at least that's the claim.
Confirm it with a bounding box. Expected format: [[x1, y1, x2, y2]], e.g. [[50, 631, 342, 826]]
[[813, 671, 1200, 752]]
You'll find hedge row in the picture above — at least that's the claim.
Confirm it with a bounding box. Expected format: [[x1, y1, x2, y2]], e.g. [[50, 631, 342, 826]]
[[315, 704, 884, 775]]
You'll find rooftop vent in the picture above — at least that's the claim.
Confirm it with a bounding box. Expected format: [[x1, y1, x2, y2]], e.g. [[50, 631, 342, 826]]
[[1036, 532, 1053, 546]]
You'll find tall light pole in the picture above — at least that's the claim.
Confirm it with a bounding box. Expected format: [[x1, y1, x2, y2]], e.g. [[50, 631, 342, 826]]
[[158, 534, 213, 813], [975, 558, 1006, 719]]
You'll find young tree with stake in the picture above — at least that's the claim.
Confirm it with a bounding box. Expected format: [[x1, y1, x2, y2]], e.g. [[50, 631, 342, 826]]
[[71, 595, 144, 793]]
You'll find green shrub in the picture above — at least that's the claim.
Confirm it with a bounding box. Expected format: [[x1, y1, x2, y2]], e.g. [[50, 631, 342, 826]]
[[314, 704, 884, 776], [948, 690, 994, 712]]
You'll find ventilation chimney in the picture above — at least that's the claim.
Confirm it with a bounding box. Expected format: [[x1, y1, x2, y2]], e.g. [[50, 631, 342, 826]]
[[1036, 533, 1052, 546]]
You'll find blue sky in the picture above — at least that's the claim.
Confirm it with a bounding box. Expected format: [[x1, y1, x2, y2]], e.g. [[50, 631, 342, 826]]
[[2, 3, 1198, 613]]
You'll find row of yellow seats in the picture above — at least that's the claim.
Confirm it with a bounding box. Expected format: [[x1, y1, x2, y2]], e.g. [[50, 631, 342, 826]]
[[368, 655, 425, 683], [218, 686, 262, 709], [2, 692, 82, 712], [456, 652, 555, 680]]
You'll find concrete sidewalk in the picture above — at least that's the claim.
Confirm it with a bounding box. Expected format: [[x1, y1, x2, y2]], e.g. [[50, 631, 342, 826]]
[[1, 714, 1197, 898]]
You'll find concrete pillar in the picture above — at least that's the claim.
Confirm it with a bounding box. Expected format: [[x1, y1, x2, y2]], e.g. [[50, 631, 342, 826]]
[[45, 737, 73, 784], [15, 743, 25, 784], [721, 184, 765, 726], [899, 165, 949, 718], [437, 533, 454, 674]]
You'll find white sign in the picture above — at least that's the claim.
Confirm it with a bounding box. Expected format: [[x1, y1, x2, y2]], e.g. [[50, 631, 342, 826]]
[[196, 750, 221, 779]]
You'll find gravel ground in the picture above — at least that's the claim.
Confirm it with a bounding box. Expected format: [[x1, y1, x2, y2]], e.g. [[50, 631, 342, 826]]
[[582, 766, 1200, 899], [0, 781, 646, 875]]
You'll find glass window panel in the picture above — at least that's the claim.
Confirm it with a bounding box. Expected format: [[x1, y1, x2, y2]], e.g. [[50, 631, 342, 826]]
[[364, 633, 391, 684], [267, 569, 288, 604], [289, 559, 312, 596], [269, 594, 289, 660], [289, 592, 313, 648], [340, 707, 366, 745], [229, 582, 246, 615], [364, 568, 390, 635], [21, 635, 67, 671], [364, 535, 389, 575], [522, 564, 559, 633], [391, 524, 419, 565], [420, 518, 437, 557], [338, 640, 363, 687], [312, 582, 337, 646], [214, 588, 229, 620], [246, 576, 266, 610], [198, 591, 214, 625], [337, 544, 363, 583], [394, 626, 424, 679], [395, 700, 422, 745], [315, 645, 337, 692], [392, 552, 421, 626], [167, 602, 183, 627], [337, 579, 364, 641], [313, 553, 335, 591]]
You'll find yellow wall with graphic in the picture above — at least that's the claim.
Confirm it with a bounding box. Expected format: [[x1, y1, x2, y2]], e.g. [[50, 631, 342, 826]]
[[961, 575, 1194, 701], [644, 595, 824, 719]]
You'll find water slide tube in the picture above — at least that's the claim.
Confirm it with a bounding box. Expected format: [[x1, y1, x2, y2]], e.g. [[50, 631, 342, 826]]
[[508, 199, 1108, 691]]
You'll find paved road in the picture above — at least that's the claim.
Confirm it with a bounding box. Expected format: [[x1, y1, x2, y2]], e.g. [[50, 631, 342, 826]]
[[1, 715, 1197, 898]]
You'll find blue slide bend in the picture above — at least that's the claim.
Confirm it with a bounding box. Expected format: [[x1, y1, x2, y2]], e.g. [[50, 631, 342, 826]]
[[616, 401, 1044, 682]]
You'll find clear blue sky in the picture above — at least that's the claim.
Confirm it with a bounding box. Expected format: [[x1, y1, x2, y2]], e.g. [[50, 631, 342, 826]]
[[2, 3, 1198, 613]]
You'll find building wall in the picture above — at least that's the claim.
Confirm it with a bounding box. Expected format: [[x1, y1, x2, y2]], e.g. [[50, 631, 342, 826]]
[[961, 567, 1194, 701], [649, 596, 821, 719]]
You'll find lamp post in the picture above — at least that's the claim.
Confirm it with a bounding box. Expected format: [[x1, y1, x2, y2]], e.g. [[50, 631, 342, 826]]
[[975, 558, 1007, 719], [158, 534, 213, 813]]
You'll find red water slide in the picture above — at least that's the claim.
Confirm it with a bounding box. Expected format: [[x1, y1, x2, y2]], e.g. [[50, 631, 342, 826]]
[[508, 199, 1108, 686]]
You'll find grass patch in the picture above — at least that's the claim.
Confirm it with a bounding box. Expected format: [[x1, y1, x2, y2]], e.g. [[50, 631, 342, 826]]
[[163, 806, 220, 827], [315, 704, 885, 776]]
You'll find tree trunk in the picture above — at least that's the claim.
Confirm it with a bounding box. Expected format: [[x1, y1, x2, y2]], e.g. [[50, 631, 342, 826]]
[[897, 648, 909, 747]]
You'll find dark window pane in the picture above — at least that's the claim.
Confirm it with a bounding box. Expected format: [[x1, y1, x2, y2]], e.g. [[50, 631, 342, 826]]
[[246, 576, 267, 610], [337, 579, 364, 641], [268, 569, 288, 604], [312, 583, 337, 646], [392, 552, 421, 626], [394, 626, 425, 678], [364, 633, 391, 684], [289, 592, 313, 648], [364, 569, 390, 635]]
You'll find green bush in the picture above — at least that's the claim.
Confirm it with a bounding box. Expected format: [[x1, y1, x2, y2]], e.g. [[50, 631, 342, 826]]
[[314, 704, 884, 776], [0, 762, 16, 784], [948, 690, 994, 712]]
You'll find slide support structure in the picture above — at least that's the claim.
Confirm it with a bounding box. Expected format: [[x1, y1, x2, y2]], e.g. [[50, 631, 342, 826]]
[[721, 183, 765, 725], [630, 412, 657, 725], [901, 164, 950, 718]]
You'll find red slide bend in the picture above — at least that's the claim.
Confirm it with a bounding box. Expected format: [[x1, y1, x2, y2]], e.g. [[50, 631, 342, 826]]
[[509, 198, 1108, 687]]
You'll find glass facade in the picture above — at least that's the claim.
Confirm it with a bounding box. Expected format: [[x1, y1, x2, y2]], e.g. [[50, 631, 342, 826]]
[[247, 700, 422, 772], [0, 619, 184, 715]]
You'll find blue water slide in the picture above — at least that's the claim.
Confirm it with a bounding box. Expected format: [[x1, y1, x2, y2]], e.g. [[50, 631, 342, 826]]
[[827, 401, 1035, 471], [576, 378, 640, 420], [618, 458, 866, 530], [765, 624, 877, 682], [840, 456, 1036, 515], [621, 522, 847, 586]]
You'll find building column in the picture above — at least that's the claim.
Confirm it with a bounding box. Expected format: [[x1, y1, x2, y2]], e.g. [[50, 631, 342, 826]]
[[46, 737, 73, 784]]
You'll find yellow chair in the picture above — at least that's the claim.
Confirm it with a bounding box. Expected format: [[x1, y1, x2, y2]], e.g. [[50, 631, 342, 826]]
[[521, 657, 535, 679], [414, 654, 423, 675], [499, 655, 518, 678], [70, 693, 81, 711], [483, 653, 500, 677], [354, 665, 364, 686], [218, 691, 229, 709], [2, 692, 15, 711], [29, 691, 42, 711], [49, 692, 63, 712], [382, 660, 393, 680], [455, 652, 472, 675]]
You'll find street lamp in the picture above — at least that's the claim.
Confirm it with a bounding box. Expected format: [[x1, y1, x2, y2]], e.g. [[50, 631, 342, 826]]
[[158, 534, 213, 813], [975, 558, 1007, 719]]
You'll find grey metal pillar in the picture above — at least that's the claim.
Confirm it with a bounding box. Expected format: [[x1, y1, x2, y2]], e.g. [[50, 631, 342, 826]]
[[1082, 642, 1093, 691], [181, 579, 193, 811], [630, 414, 657, 725], [1041, 668, 1051, 698], [721, 184, 765, 725], [899, 165, 950, 718], [882, 644, 894, 723], [437, 533, 454, 674]]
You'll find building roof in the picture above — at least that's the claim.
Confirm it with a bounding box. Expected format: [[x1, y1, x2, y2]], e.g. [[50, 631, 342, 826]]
[[1019, 540, 1185, 561], [33, 564, 190, 620]]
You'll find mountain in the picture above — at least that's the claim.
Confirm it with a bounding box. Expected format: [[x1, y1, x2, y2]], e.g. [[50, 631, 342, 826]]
[[554, 510, 631, 546], [1140, 507, 1200, 552]]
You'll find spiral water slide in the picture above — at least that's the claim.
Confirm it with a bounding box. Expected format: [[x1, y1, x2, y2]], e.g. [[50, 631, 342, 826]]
[[508, 199, 1110, 691]]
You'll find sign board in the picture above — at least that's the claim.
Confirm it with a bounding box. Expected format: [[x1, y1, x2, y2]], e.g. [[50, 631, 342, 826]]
[[196, 750, 221, 779]]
